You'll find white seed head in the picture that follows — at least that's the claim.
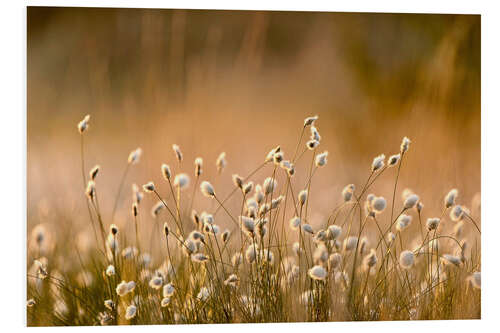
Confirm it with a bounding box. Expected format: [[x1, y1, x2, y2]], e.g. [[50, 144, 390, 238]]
[[106, 265, 115, 277], [308, 265, 327, 280], [404, 194, 420, 209], [441, 254, 461, 267], [289, 216, 301, 230], [302, 224, 314, 234], [151, 201, 165, 218], [77, 114, 90, 134], [128, 148, 142, 165], [298, 189, 308, 206], [85, 180, 96, 200], [172, 144, 183, 162], [342, 184, 355, 202], [344, 236, 358, 251], [240, 216, 255, 236], [400, 137, 411, 154], [444, 189, 458, 209], [399, 250, 415, 269], [232, 174, 244, 189], [194, 157, 203, 177], [174, 173, 190, 189], [304, 115, 318, 127], [163, 283, 175, 297], [327, 225, 342, 240], [315, 151, 328, 167], [216, 152, 227, 174], [363, 249, 378, 269], [396, 214, 412, 232], [273, 151, 284, 165], [426, 218, 440, 231], [242, 181, 254, 195], [149, 275, 163, 289], [306, 139, 320, 150], [161, 164, 171, 180], [372, 154, 385, 171], [125, 304, 137, 320], [191, 253, 210, 263], [116, 281, 129, 296], [450, 205, 464, 221], [388, 154, 401, 167], [265, 146, 281, 162], [89, 165, 100, 181], [200, 181, 215, 197], [263, 177, 277, 195], [372, 196, 387, 213], [310, 126, 321, 142], [143, 181, 155, 192]]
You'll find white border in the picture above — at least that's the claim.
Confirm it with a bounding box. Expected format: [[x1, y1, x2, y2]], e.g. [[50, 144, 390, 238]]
[[2, 1, 499, 332]]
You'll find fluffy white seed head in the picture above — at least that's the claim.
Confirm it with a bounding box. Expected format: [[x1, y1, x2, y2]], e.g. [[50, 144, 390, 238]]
[[342, 184, 355, 202], [400, 137, 411, 154], [450, 205, 464, 221], [265, 146, 281, 162], [372, 197, 387, 213], [200, 181, 215, 197], [388, 154, 401, 167], [143, 181, 155, 193], [298, 189, 308, 206], [306, 139, 320, 150], [232, 174, 244, 189], [149, 275, 163, 290], [194, 157, 203, 177], [77, 114, 90, 134], [372, 154, 385, 171], [125, 305, 137, 320], [363, 249, 378, 270], [399, 250, 415, 269], [172, 144, 183, 162], [327, 225, 342, 240], [310, 126, 321, 142], [263, 177, 277, 195], [174, 173, 190, 189], [404, 194, 420, 209], [289, 216, 301, 230], [273, 152, 284, 165], [161, 164, 171, 180], [444, 189, 458, 209], [344, 236, 358, 252], [191, 253, 210, 263], [105, 265, 115, 277], [396, 214, 412, 232], [304, 115, 318, 127], [128, 148, 142, 165], [216, 152, 227, 174], [302, 224, 314, 234], [163, 283, 175, 297], [315, 151, 328, 167], [426, 217, 440, 231], [308, 265, 327, 280]]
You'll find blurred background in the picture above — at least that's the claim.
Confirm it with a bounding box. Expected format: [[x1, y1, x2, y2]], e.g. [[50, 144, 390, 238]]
[[27, 7, 480, 252]]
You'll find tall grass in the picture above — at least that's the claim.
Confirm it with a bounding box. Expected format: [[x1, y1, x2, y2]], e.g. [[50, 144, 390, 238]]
[[26, 114, 480, 326]]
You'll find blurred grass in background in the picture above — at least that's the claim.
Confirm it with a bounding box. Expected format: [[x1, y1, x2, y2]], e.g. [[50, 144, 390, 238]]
[[27, 7, 480, 250]]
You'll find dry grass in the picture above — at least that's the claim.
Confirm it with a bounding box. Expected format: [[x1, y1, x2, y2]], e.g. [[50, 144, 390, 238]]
[[27, 114, 480, 325]]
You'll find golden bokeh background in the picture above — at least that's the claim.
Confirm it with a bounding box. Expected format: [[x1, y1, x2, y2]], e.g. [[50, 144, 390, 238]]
[[27, 7, 480, 253]]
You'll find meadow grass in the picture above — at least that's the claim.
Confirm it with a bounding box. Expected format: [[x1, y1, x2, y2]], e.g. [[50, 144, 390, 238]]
[[27, 114, 480, 326]]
